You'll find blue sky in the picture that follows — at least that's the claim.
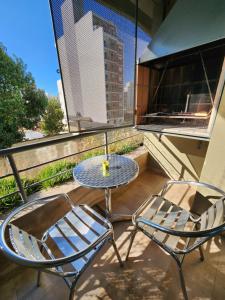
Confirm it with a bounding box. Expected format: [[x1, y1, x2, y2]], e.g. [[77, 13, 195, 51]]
[[0, 0, 60, 96], [0, 0, 150, 96]]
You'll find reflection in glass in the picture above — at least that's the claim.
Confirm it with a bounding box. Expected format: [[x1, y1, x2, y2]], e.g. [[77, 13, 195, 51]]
[[50, 0, 136, 131]]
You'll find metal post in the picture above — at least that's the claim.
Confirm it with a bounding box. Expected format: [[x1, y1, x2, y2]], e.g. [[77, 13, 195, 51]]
[[105, 188, 112, 218], [77, 119, 81, 132], [48, 0, 71, 133], [7, 154, 28, 203], [104, 131, 109, 159], [200, 52, 213, 106]]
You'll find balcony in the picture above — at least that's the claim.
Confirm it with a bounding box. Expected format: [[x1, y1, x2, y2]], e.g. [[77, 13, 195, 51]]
[[0, 128, 225, 299], [1, 1, 225, 299]]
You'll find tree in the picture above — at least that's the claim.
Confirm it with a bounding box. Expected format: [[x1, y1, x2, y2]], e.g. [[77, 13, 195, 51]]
[[23, 86, 48, 129], [0, 43, 48, 148], [0, 89, 25, 148], [41, 98, 64, 135]]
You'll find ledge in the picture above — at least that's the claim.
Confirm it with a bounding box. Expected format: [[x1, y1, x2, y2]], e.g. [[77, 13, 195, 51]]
[[136, 125, 210, 141]]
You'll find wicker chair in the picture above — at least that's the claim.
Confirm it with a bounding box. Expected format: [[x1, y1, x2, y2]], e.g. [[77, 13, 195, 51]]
[[0, 194, 123, 300], [126, 180, 225, 299]]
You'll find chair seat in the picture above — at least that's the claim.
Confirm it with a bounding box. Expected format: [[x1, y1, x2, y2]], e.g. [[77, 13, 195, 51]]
[[9, 205, 110, 275], [46, 205, 109, 273], [2, 194, 123, 299], [136, 196, 193, 253]]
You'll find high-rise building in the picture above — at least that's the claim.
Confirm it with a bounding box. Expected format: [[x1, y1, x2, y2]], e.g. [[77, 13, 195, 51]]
[[57, 0, 124, 126], [123, 81, 134, 123], [124, 81, 134, 111]]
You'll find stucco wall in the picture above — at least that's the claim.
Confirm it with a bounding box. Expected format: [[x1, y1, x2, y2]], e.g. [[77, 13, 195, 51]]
[[144, 132, 208, 181], [200, 87, 225, 191]]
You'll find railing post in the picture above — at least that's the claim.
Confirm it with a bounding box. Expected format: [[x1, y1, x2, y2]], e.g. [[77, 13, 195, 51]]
[[104, 131, 109, 159], [7, 154, 28, 203]]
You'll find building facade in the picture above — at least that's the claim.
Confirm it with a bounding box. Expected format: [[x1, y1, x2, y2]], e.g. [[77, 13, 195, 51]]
[[57, 79, 68, 125], [57, 0, 124, 126], [123, 81, 134, 122]]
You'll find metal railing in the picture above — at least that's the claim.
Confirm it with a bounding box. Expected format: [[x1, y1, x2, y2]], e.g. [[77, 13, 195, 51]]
[[0, 128, 142, 207]]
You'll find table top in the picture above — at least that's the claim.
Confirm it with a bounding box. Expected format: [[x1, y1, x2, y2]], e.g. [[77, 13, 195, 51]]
[[73, 154, 139, 189]]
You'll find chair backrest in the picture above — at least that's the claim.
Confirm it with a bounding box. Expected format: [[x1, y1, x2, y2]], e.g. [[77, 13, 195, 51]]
[[0, 194, 112, 273], [9, 224, 45, 261], [199, 196, 225, 233], [0, 194, 73, 269]]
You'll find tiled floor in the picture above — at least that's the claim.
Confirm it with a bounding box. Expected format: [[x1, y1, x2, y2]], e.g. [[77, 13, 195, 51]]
[[1, 169, 225, 299]]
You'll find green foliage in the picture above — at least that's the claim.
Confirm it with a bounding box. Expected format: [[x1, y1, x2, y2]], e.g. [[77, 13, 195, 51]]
[[0, 160, 76, 212], [23, 86, 48, 129], [0, 89, 25, 148], [41, 98, 64, 135], [0, 177, 21, 210], [38, 160, 75, 188], [115, 144, 138, 155], [0, 177, 38, 211], [0, 43, 48, 149]]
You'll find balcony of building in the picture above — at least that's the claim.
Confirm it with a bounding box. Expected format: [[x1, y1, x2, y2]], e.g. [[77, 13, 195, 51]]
[[0, 126, 225, 299], [1, 0, 225, 299]]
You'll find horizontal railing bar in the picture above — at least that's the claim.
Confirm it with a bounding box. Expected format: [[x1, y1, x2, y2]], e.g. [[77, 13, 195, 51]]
[[22, 134, 141, 189], [18, 133, 141, 174], [10, 144, 105, 175], [0, 142, 104, 179], [0, 190, 20, 201], [0, 169, 72, 202], [24, 169, 73, 189], [0, 173, 13, 180], [0, 131, 142, 203], [1, 132, 141, 179], [0, 169, 73, 202], [0, 125, 133, 157]]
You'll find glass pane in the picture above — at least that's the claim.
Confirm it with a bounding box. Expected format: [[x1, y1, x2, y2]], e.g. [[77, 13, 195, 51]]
[[50, 0, 136, 131]]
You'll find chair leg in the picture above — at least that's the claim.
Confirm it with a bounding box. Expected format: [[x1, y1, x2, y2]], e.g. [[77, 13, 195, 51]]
[[198, 245, 204, 261], [69, 288, 75, 300], [125, 228, 137, 261], [69, 279, 77, 300], [176, 263, 188, 300], [110, 239, 123, 267], [36, 270, 41, 287]]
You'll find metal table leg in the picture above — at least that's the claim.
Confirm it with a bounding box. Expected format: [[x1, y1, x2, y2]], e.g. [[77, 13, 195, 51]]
[[104, 188, 132, 222], [105, 188, 112, 218]]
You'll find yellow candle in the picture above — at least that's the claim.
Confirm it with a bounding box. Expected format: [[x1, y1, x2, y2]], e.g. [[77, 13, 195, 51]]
[[102, 160, 110, 176]]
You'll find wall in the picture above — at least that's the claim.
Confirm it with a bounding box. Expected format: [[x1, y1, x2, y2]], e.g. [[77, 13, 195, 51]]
[[144, 132, 208, 181], [143, 85, 225, 186], [200, 87, 225, 191]]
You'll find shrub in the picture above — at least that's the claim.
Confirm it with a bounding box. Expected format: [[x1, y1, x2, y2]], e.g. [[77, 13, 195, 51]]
[[40, 98, 64, 135], [37, 160, 75, 188]]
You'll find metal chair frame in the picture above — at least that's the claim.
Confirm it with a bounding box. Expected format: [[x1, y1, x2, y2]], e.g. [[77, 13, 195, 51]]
[[0, 194, 123, 300], [126, 180, 225, 300]]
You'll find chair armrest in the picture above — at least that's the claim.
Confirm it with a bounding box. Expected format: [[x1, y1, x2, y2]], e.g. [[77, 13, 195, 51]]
[[160, 180, 225, 197], [1, 226, 111, 269], [0, 194, 113, 269], [136, 216, 225, 238]]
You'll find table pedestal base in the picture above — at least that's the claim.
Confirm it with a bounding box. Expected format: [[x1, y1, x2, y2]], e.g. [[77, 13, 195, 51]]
[[104, 188, 133, 222], [109, 213, 132, 222]]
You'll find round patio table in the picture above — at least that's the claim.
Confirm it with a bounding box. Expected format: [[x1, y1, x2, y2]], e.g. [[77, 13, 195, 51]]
[[73, 154, 139, 221]]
